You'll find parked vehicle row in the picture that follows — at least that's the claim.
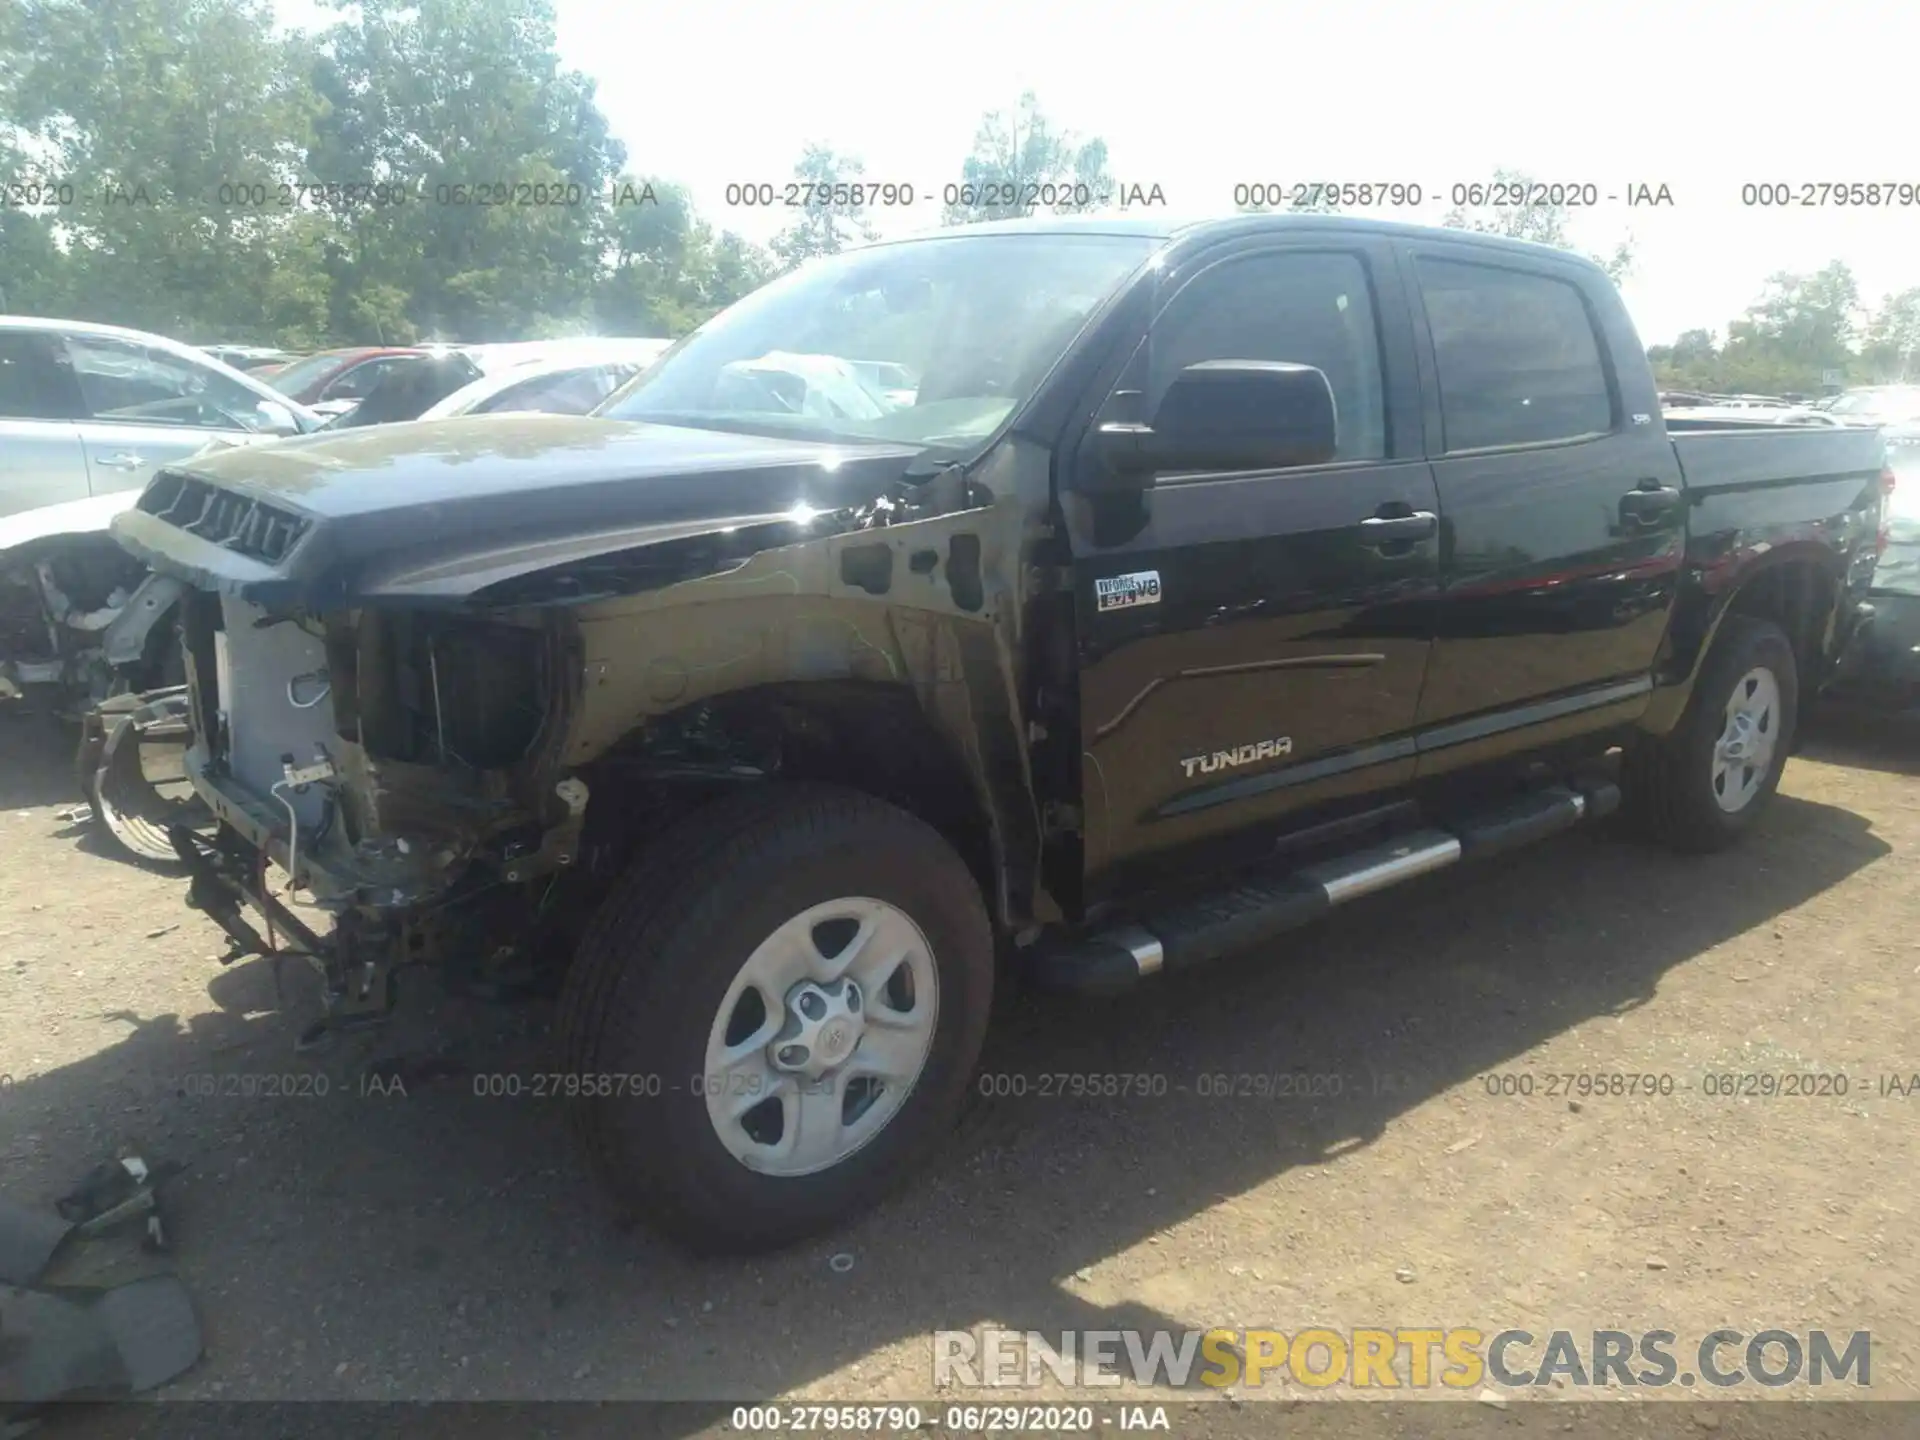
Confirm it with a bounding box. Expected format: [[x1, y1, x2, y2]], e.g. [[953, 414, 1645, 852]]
[[105, 212, 1892, 1253], [255, 336, 674, 427]]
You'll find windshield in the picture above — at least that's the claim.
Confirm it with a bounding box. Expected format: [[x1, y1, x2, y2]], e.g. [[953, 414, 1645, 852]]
[[265, 350, 361, 398], [596, 232, 1159, 452], [1828, 386, 1920, 422]]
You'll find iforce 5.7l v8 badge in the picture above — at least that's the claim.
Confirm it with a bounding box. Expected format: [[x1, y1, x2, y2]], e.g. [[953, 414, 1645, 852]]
[[1095, 570, 1162, 612]]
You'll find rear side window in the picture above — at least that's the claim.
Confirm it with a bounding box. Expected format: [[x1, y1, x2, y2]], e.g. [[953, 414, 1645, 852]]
[[1146, 250, 1388, 463], [480, 366, 617, 415], [0, 331, 78, 419], [1416, 258, 1613, 451]]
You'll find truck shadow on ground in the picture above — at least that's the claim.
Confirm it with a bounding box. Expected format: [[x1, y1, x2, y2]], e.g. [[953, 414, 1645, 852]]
[[0, 709, 1899, 1434], [1799, 702, 1920, 777]]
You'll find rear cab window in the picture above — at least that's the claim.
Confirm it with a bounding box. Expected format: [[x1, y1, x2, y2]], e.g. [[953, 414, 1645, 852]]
[[1414, 257, 1615, 451]]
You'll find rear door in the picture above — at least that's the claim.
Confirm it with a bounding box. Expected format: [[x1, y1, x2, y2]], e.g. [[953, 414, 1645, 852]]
[[61, 331, 286, 495], [1062, 237, 1440, 896], [1397, 244, 1684, 771], [0, 328, 91, 517]]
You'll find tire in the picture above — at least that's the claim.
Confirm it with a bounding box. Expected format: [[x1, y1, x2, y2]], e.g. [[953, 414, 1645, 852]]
[[556, 782, 995, 1254], [1622, 615, 1798, 853]]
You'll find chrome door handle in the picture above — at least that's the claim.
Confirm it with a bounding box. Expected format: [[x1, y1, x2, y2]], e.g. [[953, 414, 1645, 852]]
[[96, 453, 146, 470], [1359, 510, 1438, 544]]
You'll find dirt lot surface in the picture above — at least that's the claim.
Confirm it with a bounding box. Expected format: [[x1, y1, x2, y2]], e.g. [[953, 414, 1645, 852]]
[[3, 702, 1918, 1434]]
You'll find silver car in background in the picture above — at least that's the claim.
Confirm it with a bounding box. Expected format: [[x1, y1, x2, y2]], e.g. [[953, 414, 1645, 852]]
[[416, 340, 672, 421], [0, 317, 322, 519]]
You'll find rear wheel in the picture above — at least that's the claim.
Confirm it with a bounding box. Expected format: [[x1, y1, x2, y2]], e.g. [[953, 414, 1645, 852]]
[[556, 783, 994, 1254], [1623, 615, 1798, 852]]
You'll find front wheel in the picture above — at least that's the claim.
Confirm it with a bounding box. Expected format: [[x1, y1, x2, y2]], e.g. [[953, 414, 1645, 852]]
[[1623, 615, 1799, 852], [556, 783, 995, 1254]]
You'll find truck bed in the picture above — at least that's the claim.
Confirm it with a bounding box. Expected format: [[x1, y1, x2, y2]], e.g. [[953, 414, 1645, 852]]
[[1666, 418, 1886, 494]]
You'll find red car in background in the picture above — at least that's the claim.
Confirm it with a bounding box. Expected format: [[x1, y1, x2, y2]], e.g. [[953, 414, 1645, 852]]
[[261, 345, 465, 417]]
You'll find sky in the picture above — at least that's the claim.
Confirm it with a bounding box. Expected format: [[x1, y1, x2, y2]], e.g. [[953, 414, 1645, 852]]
[[282, 0, 1920, 346]]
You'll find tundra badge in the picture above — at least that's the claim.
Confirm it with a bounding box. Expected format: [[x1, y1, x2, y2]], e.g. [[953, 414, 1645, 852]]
[[1095, 570, 1162, 612], [1181, 736, 1293, 779]]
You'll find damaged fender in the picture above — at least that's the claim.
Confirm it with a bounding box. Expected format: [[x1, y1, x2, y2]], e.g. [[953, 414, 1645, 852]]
[[559, 495, 1055, 928]]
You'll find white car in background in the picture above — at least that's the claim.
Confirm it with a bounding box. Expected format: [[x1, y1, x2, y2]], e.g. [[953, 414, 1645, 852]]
[[417, 340, 673, 421], [0, 316, 322, 518], [459, 336, 673, 375]]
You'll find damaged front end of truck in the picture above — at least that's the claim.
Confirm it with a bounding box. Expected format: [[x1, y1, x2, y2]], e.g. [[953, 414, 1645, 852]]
[[107, 414, 1050, 1046]]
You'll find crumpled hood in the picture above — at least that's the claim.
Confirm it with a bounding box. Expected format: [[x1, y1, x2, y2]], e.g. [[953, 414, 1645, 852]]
[[108, 414, 930, 610]]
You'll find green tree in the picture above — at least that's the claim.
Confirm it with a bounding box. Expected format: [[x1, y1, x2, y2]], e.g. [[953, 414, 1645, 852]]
[[1441, 168, 1635, 283], [941, 93, 1114, 225], [1861, 287, 1920, 383], [1718, 262, 1861, 394], [769, 144, 875, 270], [305, 0, 624, 340], [3, 0, 322, 335], [1647, 328, 1726, 391], [594, 177, 774, 336]]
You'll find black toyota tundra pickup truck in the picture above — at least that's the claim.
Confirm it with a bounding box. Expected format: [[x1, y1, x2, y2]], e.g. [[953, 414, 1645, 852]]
[[109, 215, 1891, 1254]]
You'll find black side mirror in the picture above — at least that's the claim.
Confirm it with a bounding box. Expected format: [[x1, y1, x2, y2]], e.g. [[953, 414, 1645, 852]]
[[1089, 360, 1338, 487]]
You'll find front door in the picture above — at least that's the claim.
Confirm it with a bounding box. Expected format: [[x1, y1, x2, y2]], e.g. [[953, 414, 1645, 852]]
[[0, 329, 90, 517], [1060, 239, 1440, 900], [60, 331, 284, 495]]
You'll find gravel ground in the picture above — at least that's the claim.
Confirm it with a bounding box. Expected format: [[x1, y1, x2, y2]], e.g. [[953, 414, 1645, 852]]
[[2, 702, 1917, 1435]]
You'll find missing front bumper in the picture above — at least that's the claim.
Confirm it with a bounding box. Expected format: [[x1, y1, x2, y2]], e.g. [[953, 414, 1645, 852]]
[[167, 820, 398, 1041]]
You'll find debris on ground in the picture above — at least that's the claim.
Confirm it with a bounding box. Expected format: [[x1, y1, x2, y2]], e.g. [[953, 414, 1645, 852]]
[[0, 1149, 202, 1415], [57, 1151, 185, 1252], [0, 1199, 73, 1288], [1, 1275, 202, 1407]]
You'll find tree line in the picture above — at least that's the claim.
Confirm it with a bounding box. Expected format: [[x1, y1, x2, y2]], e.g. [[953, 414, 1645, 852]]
[[0, 0, 1125, 347], [1646, 265, 1920, 396], [3, 0, 1915, 391]]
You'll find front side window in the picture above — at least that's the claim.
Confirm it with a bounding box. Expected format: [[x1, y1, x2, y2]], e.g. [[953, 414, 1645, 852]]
[[598, 232, 1159, 455], [63, 334, 287, 432], [1417, 258, 1613, 451], [1140, 249, 1389, 464]]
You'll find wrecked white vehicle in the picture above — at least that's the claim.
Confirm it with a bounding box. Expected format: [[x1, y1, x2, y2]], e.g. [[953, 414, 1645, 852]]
[[0, 491, 210, 864], [0, 490, 179, 707], [4, 433, 284, 864]]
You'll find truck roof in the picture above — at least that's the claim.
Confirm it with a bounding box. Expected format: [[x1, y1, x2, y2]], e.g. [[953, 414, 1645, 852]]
[[869, 212, 1612, 273]]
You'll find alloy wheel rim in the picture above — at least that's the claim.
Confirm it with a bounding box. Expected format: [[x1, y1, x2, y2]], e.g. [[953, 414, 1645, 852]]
[[1711, 665, 1781, 813], [702, 896, 938, 1177]]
